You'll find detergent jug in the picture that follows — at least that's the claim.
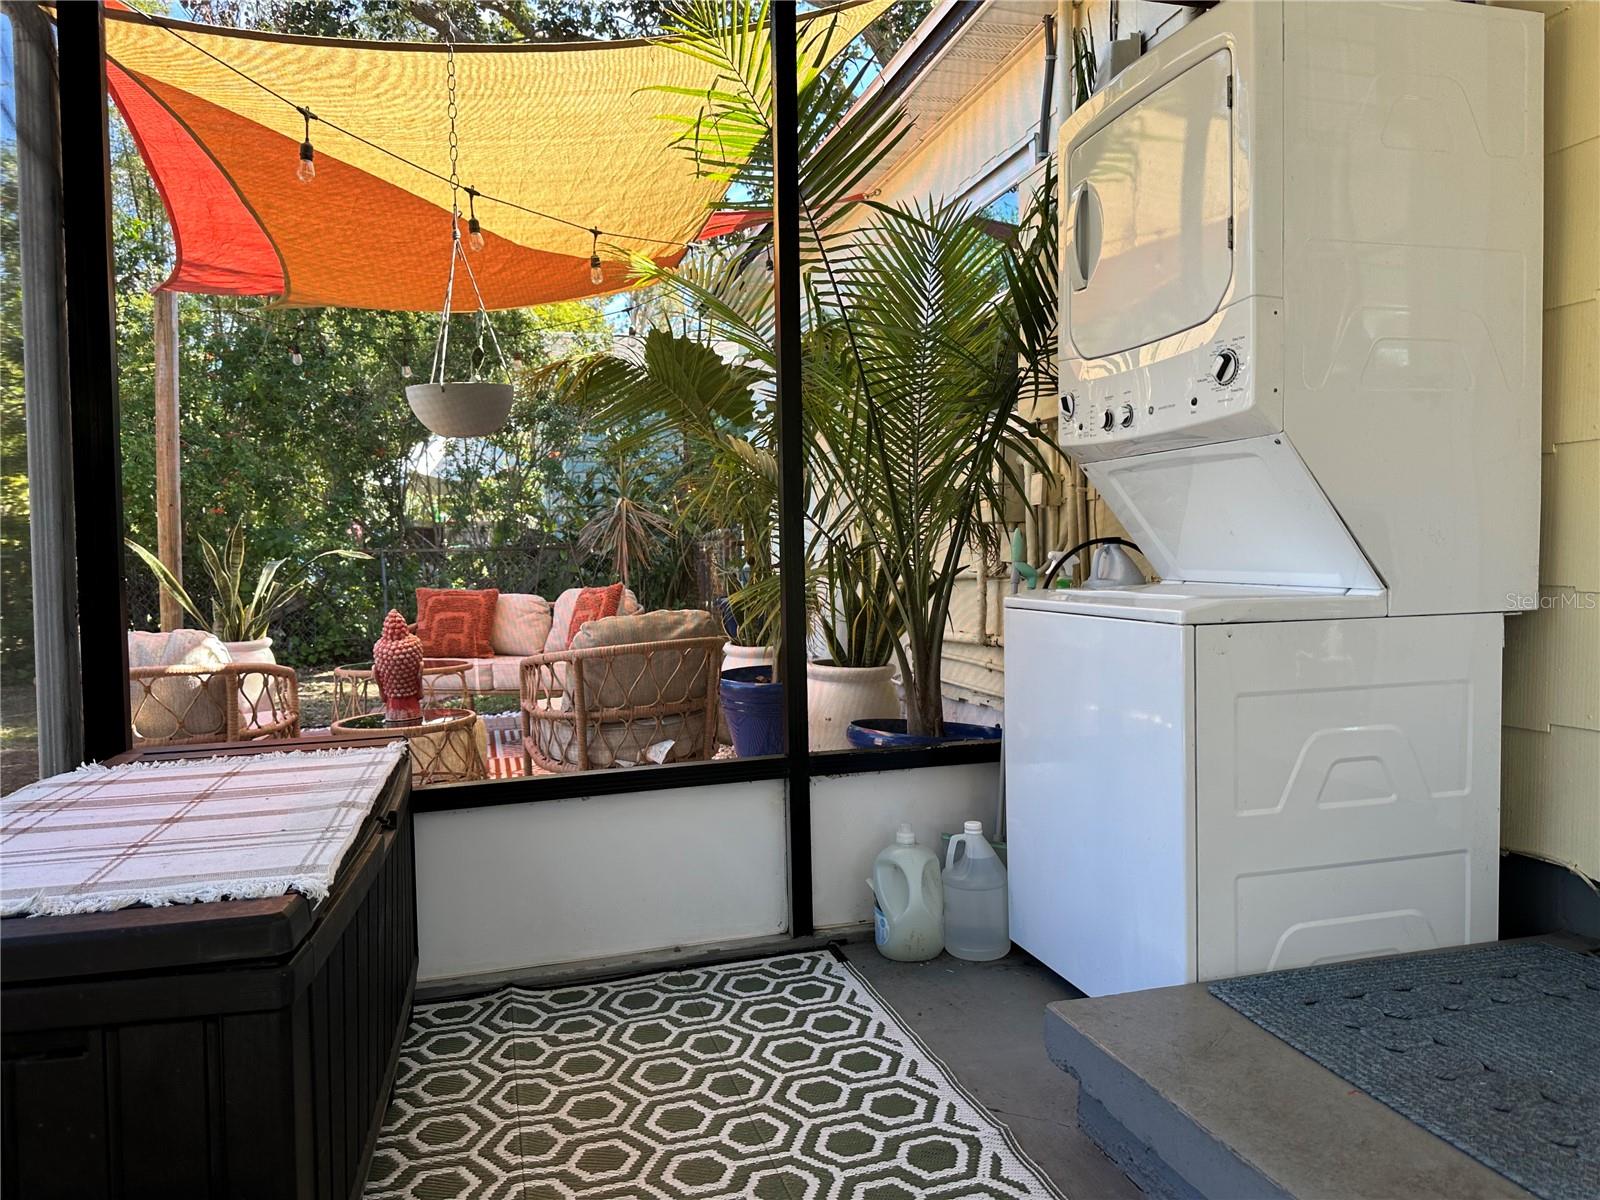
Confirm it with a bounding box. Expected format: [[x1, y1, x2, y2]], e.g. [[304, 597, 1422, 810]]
[[868, 824, 943, 961], [943, 820, 1009, 961]]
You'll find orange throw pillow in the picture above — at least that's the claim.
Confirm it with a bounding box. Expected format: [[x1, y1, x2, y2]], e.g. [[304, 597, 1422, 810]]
[[567, 583, 625, 641], [415, 588, 499, 658]]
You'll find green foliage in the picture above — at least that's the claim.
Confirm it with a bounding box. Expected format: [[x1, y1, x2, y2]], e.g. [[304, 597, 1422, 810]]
[[127, 519, 372, 642], [0, 151, 30, 682]]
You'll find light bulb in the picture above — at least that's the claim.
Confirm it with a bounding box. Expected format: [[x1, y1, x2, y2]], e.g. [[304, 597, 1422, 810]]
[[589, 254, 604, 286], [468, 218, 485, 252], [512, 353, 524, 369], [297, 141, 315, 182], [401, 363, 412, 379], [290, 346, 304, 366]]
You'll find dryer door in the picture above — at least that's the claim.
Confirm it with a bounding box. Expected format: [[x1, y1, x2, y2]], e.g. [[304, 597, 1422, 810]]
[[1066, 48, 1235, 361]]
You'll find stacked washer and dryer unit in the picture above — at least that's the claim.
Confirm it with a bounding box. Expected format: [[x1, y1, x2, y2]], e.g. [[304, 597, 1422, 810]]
[[1003, 0, 1544, 997]]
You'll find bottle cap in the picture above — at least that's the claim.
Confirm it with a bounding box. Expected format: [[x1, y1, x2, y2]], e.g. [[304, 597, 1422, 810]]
[[896, 823, 915, 845], [964, 820, 983, 834]]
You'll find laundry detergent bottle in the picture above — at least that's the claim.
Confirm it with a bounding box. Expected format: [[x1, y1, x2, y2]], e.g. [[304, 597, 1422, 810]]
[[943, 821, 1010, 961], [868, 824, 943, 961]]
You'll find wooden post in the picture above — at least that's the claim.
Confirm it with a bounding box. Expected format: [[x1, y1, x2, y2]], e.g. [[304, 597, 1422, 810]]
[[153, 290, 183, 631]]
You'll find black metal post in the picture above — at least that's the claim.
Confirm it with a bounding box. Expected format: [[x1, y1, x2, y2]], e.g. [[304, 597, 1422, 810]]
[[58, 2, 132, 761], [771, 1, 812, 938]]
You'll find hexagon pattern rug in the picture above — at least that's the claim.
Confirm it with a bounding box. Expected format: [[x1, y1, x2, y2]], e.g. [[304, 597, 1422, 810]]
[[364, 950, 1064, 1199]]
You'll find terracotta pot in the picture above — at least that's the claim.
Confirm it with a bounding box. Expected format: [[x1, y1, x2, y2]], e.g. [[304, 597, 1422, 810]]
[[806, 660, 899, 752], [406, 382, 515, 438]]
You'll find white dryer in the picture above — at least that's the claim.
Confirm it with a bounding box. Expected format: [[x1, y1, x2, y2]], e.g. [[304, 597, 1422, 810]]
[[1004, 0, 1544, 997]]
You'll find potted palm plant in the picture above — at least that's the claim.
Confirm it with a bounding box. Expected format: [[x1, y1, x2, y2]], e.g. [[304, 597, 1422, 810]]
[[127, 520, 371, 663], [808, 184, 1060, 745]]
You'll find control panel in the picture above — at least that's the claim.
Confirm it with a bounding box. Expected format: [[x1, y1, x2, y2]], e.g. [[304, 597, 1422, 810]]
[[1057, 299, 1283, 464]]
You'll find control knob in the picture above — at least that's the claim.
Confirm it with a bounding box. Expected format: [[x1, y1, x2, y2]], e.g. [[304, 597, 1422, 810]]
[[1118, 403, 1135, 429], [1061, 393, 1076, 419], [1101, 409, 1115, 432], [1211, 348, 1241, 386]]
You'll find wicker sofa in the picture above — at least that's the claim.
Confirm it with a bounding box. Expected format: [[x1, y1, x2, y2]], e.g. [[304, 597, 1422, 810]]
[[414, 588, 643, 701], [518, 608, 726, 773]]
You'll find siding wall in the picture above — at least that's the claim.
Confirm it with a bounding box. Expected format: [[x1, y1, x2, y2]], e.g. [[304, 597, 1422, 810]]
[[1495, 0, 1600, 884]]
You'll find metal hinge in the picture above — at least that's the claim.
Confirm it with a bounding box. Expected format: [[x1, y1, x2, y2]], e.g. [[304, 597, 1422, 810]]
[[1226, 75, 1234, 108], [1227, 217, 1234, 248]]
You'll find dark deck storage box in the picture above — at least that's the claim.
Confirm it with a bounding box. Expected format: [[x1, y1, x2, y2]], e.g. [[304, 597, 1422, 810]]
[[1, 758, 416, 1199]]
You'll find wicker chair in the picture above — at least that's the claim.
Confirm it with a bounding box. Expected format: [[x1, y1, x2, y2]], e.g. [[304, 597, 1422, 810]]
[[518, 634, 727, 773], [128, 662, 301, 747]]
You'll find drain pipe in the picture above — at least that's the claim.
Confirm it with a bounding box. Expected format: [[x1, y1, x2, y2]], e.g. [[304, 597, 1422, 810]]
[[1034, 14, 1058, 163]]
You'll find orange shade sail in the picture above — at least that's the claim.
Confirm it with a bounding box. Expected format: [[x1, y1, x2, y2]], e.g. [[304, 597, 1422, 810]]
[[98, 0, 890, 311]]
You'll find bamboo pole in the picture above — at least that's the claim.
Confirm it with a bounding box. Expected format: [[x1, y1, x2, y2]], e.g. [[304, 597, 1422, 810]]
[[153, 290, 183, 631]]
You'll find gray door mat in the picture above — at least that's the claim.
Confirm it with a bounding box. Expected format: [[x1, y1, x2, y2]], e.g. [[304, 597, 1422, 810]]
[[1209, 942, 1600, 1200], [365, 949, 1064, 1198]]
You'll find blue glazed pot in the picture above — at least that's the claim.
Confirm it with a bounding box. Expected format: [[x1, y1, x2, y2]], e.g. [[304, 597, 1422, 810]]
[[845, 718, 1002, 750], [720, 666, 785, 757]]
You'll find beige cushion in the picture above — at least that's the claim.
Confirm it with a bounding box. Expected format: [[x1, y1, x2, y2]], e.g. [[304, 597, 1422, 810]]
[[566, 609, 723, 710], [544, 586, 642, 655], [490, 593, 551, 657], [530, 701, 708, 769], [127, 630, 233, 742]]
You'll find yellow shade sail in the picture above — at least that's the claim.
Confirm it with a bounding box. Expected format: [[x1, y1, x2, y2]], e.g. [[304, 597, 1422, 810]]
[[100, 0, 890, 310]]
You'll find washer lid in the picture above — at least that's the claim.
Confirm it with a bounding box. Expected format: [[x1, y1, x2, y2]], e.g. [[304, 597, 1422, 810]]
[[1082, 434, 1384, 592], [1004, 582, 1387, 625]]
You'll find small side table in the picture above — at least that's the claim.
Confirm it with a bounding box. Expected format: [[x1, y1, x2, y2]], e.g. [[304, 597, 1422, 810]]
[[332, 658, 474, 723], [329, 709, 487, 785]]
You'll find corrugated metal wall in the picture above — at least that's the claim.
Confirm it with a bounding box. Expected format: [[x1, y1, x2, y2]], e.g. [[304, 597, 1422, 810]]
[[1495, 0, 1600, 884]]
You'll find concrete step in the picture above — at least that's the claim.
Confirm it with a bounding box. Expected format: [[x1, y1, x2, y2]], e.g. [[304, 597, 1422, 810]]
[[1044, 980, 1532, 1200]]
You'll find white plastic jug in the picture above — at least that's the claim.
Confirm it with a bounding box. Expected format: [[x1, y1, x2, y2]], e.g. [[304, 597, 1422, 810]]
[[943, 820, 1009, 961], [868, 824, 943, 962]]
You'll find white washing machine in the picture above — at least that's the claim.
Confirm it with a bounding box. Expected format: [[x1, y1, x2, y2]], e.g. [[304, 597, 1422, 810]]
[[1004, 0, 1544, 997]]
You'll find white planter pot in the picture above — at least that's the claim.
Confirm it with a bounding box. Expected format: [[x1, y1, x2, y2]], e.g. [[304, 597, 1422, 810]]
[[722, 643, 773, 672], [807, 660, 899, 752], [406, 382, 515, 438], [222, 637, 275, 665], [222, 637, 275, 720]]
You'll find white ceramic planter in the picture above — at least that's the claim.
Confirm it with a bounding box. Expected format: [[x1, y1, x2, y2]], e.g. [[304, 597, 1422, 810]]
[[222, 636, 275, 665], [722, 643, 774, 672], [223, 637, 275, 720], [406, 382, 515, 438], [806, 660, 899, 752]]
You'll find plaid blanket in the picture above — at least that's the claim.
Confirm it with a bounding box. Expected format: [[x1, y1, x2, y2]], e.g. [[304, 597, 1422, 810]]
[[0, 744, 406, 918]]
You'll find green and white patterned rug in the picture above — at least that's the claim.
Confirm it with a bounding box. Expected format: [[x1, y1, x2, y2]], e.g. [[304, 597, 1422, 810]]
[[365, 950, 1064, 1199]]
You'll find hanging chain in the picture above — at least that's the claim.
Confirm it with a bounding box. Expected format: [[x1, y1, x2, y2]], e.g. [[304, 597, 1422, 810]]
[[429, 34, 507, 388]]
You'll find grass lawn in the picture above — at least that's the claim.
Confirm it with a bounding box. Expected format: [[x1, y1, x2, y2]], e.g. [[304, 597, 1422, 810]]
[[1, 678, 41, 795]]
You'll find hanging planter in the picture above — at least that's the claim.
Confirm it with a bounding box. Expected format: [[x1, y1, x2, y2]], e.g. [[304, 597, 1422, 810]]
[[405, 381, 513, 438], [407, 50, 514, 440]]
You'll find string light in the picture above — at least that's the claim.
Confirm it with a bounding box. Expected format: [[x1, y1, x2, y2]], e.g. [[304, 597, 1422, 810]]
[[124, 3, 693, 256], [466, 187, 485, 252], [589, 228, 604, 286], [290, 343, 303, 366], [296, 105, 316, 182], [401, 362, 413, 378]]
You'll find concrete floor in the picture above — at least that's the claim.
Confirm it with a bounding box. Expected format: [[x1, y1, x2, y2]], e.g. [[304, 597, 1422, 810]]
[[841, 942, 1143, 1200]]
